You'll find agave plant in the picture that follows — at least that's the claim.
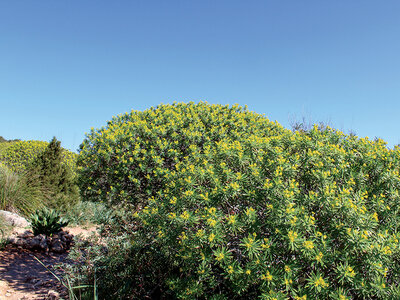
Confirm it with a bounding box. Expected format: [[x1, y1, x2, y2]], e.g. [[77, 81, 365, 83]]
[[30, 207, 69, 236]]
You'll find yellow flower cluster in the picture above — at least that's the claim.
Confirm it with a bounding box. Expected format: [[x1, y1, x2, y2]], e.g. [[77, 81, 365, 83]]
[[0, 140, 77, 174], [78, 102, 400, 299]]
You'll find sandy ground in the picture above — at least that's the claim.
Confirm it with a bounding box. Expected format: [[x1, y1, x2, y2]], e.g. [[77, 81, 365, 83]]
[[0, 226, 97, 300], [0, 249, 67, 299]]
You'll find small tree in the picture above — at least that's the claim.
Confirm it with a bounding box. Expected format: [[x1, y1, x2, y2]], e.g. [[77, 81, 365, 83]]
[[30, 137, 79, 208]]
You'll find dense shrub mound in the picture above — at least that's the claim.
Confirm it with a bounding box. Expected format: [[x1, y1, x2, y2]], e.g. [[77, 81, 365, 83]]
[[77, 102, 400, 299], [0, 139, 79, 212], [78, 102, 286, 206], [0, 140, 77, 174]]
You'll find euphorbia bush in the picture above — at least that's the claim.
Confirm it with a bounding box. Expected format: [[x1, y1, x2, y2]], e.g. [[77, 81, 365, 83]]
[[0, 140, 77, 174], [77, 102, 285, 206], [77, 102, 400, 299]]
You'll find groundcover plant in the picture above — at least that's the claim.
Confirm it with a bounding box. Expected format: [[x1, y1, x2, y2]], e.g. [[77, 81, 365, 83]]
[[77, 102, 400, 299]]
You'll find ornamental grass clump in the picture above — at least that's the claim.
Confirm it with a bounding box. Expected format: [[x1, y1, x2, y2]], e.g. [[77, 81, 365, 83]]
[[0, 162, 44, 215], [77, 102, 400, 299]]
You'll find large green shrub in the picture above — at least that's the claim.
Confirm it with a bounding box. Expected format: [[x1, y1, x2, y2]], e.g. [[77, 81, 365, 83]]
[[0, 138, 16, 155], [76, 102, 400, 299], [77, 102, 285, 206], [0, 139, 77, 174], [29, 137, 80, 208]]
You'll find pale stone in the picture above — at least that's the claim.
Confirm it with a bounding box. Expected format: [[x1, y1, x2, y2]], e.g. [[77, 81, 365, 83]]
[[0, 210, 30, 227], [46, 290, 60, 300]]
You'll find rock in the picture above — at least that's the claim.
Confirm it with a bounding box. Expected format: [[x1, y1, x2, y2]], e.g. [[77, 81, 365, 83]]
[[0, 210, 30, 227], [50, 239, 64, 253], [36, 234, 46, 241], [7, 229, 73, 253], [39, 239, 48, 251], [7, 237, 17, 244], [14, 238, 25, 247], [33, 279, 44, 289], [26, 237, 41, 249], [19, 230, 34, 238], [61, 234, 72, 245], [46, 290, 60, 300], [5, 293, 11, 297]]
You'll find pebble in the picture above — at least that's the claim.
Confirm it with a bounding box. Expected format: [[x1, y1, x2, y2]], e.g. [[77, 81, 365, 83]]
[[47, 289, 60, 300]]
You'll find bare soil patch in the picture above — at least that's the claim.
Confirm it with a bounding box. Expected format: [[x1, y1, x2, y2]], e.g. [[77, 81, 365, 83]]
[[0, 226, 97, 300], [0, 249, 67, 299]]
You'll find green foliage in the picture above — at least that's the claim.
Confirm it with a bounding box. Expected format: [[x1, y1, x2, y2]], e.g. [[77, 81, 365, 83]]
[[63, 200, 111, 226], [78, 102, 285, 206], [0, 140, 13, 154], [0, 162, 45, 215], [34, 255, 98, 300], [30, 207, 69, 236], [29, 137, 80, 208], [76, 102, 400, 299], [0, 137, 80, 213], [0, 139, 77, 174], [64, 212, 168, 299], [0, 214, 11, 250]]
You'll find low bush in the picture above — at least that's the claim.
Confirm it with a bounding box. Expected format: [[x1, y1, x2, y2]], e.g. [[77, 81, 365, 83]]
[[63, 200, 111, 226], [75, 103, 400, 299], [30, 207, 69, 236]]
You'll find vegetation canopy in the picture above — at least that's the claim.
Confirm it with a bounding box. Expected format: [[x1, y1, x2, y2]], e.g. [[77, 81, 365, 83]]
[[77, 102, 285, 207], [0, 139, 77, 174], [0, 138, 80, 214], [79, 102, 400, 298], [29, 137, 80, 208]]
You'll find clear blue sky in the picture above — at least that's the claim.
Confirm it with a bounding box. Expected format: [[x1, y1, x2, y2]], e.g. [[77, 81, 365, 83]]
[[1, 1, 399, 152]]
